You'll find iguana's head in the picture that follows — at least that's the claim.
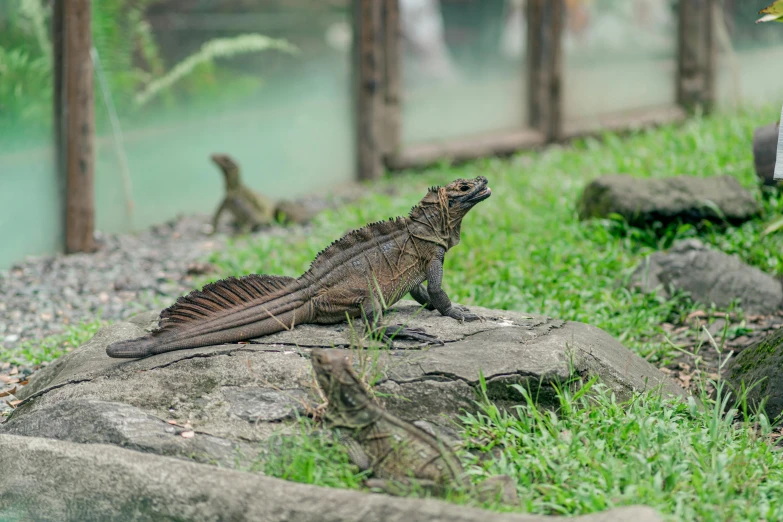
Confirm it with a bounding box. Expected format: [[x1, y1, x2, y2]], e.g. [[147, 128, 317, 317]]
[[311, 349, 376, 427], [210, 153, 241, 189], [410, 176, 491, 249]]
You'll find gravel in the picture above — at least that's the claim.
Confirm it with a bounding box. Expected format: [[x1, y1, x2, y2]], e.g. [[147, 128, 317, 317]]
[[0, 183, 371, 352], [0, 215, 229, 351], [0, 213, 245, 419], [0, 184, 371, 419]]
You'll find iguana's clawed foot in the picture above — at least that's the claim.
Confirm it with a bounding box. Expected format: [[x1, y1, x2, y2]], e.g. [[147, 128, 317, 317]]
[[376, 325, 444, 347], [448, 306, 483, 323]]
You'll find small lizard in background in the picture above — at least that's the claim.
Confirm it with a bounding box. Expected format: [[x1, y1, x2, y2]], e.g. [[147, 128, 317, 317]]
[[310, 348, 517, 504], [210, 153, 276, 234], [210, 153, 317, 234]]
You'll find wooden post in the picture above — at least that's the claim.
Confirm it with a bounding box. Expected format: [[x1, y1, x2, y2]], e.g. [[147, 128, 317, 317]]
[[527, 0, 563, 142], [703, 0, 717, 110], [58, 0, 96, 253], [354, 0, 385, 180], [382, 0, 401, 159], [677, 0, 716, 112], [548, 0, 564, 141], [53, 0, 65, 204]]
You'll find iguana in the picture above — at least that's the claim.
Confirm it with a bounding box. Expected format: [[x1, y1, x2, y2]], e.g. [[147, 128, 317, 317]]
[[210, 153, 276, 234], [310, 348, 517, 503], [106, 176, 491, 359], [210, 153, 318, 232]]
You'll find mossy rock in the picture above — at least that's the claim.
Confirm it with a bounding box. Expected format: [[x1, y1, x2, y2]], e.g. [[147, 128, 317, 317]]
[[725, 327, 783, 420]]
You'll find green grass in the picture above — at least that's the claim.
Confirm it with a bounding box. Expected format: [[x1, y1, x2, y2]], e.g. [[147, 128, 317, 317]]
[[248, 365, 783, 520], [200, 105, 783, 520], [249, 418, 370, 489], [0, 318, 106, 366], [6, 106, 783, 519], [207, 106, 783, 364], [458, 375, 783, 520]]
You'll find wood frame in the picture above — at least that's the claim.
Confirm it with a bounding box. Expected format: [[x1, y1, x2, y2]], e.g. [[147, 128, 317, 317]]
[[355, 0, 717, 173], [55, 0, 96, 253], [528, 0, 564, 142], [381, 0, 556, 170], [677, 0, 717, 112], [354, 0, 385, 180]]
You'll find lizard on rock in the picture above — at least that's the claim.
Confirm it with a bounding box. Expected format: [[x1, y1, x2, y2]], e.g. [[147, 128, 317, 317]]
[[106, 176, 491, 359], [310, 348, 517, 503]]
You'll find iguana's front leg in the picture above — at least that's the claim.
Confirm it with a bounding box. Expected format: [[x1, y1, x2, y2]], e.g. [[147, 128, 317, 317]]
[[425, 248, 481, 323], [336, 430, 372, 472], [211, 199, 228, 235], [409, 284, 436, 311], [362, 301, 443, 348]]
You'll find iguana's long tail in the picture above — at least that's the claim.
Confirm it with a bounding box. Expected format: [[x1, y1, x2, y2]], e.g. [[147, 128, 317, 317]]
[[106, 274, 310, 358]]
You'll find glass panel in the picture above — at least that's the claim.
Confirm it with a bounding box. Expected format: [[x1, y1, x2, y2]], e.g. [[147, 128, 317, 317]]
[[0, 3, 61, 269], [716, 2, 783, 109], [401, 0, 527, 146], [563, 0, 678, 123], [92, 0, 354, 234]]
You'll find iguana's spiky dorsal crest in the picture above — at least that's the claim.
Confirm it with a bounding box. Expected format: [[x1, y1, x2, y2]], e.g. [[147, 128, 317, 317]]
[[156, 274, 295, 334], [304, 217, 408, 275]]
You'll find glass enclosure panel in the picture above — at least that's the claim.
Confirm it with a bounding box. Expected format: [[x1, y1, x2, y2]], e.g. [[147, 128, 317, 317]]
[[0, 3, 61, 269], [401, 0, 527, 146], [716, 2, 783, 109], [93, 0, 354, 234], [563, 0, 678, 123]]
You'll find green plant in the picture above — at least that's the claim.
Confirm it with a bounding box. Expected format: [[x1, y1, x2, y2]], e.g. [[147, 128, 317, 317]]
[[134, 34, 297, 107], [0, 317, 107, 366], [0, 0, 298, 142]]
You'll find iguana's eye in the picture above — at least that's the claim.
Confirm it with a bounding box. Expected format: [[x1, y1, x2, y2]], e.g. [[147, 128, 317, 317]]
[[459, 185, 469, 192]]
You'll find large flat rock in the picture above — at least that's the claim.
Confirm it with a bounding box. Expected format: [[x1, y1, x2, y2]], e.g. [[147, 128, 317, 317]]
[[3, 301, 685, 473], [577, 174, 759, 226], [0, 434, 665, 522]]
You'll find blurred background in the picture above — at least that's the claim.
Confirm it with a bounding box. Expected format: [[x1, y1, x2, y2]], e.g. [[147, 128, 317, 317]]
[[1, 0, 782, 269]]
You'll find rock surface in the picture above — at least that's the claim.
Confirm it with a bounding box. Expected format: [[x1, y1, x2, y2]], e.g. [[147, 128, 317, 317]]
[[753, 122, 780, 187], [0, 434, 665, 522], [630, 239, 783, 315], [725, 326, 783, 421], [2, 301, 684, 472], [577, 174, 759, 226]]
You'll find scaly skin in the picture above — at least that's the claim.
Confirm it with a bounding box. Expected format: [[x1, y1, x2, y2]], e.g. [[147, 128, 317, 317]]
[[311, 349, 518, 503], [106, 176, 491, 358], [311, 348, 469, 493]]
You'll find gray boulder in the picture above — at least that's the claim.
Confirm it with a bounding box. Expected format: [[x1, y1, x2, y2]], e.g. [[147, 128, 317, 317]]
[[577, 174, 759, 226], [2, 301, 685, 473], [753, 122, 780, 187], [0, 434, 665, 522], [725, 326, 783, 421], [630, 239, 783, 315]]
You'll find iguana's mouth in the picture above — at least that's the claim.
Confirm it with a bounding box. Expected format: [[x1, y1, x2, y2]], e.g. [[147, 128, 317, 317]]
[[467, 186, 491, 203]]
